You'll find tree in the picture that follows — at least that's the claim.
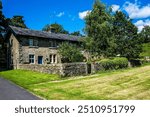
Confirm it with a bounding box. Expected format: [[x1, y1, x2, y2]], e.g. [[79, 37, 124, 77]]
[[42, 23, 69, 34], [0, 0, 6, 27], [0, 0, 6, 33], [113, 11, 142, 59], [84, 0, 115, 57], [58, 42, 84, 63], [71, 31, 82, 36], [8, 16, 27, 28], [0, 0, 4, 22], [139, 26, 150, 43]]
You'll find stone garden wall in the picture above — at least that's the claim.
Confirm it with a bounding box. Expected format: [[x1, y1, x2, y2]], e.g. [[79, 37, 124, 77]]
[[91, 62, 103, 73], [18, 64, 61, 74], [18, 62, 88, 77], [18, 60, 139, 77], [60, 62, 88, 77]]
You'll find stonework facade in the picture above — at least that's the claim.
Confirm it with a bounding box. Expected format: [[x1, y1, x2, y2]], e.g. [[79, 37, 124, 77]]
[[5, 26, 85, 76], [9, 34, 63, 69]]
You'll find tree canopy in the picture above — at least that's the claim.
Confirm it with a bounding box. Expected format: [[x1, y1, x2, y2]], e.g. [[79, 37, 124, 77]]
[[84, 0, 115, 57], [0, 1, 27, 28], [42, 23, 69, 34], [70, 31, 82, 36], [83, 0, 142, 59], [113, 11, 142, 59], [0, 0, 6, 33], [0, 0, 5, 26], [139, 26, 150, 43], [7, 16, 27, 28]]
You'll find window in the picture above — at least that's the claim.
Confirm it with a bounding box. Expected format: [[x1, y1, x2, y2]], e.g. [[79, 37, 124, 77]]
[[49, 54, 57, 63], [29, 54, 35, 64], [38, 56, 43, 64], [49, 40, 57, 48], [53, 55, 56, 63], [29, 39, 38, 47], [50, 55, 52, 63], [34, 40, 38, 46], [29, 39, 33, 46]]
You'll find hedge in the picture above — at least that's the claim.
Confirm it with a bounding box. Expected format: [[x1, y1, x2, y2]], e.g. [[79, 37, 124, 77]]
[[99, 57, 128, 70]]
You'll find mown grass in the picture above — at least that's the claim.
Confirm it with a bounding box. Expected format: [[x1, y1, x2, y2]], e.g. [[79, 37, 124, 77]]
[[0, 70, 60, 88], [0, 66, 150, 100]]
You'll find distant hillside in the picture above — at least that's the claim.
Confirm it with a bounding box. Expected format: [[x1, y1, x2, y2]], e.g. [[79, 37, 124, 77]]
[[140, 43, 150, 57]]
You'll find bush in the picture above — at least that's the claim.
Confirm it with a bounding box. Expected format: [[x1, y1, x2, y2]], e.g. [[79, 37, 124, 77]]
[[58, 42, 84, 63], [99, 57, 128, 70]]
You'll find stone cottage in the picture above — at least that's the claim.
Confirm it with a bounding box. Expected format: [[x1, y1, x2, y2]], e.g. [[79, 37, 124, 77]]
[[6, 26, 82, 70]]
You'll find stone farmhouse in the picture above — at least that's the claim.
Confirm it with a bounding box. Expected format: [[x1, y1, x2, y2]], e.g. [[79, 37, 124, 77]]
[[5, 26, 82, 70]]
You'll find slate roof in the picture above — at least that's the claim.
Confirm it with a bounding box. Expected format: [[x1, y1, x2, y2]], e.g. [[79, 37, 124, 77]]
[[9, 26, 81, 42]]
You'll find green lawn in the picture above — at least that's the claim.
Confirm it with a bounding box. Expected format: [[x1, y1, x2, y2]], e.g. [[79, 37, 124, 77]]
[[0, 66, 150, 100], [0, 70, 60, 88]]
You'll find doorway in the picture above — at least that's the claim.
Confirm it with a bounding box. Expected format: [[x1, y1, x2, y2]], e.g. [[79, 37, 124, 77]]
[[38, 56, 43, 64]]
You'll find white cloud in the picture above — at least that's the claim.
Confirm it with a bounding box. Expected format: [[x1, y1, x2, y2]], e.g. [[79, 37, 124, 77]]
[[112, 5, 120, 12], [123, 1, 150, 19], [134, 19, 150, 31], [56, 12, 64, 17], [79, 10, 91, 19]]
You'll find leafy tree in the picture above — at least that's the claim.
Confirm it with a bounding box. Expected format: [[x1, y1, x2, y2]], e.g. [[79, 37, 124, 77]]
[[139, 26, 150, 43], [0, 0, 4, 22], [58, 42, 84, 63], [8, 16, 27, 28], [0, 0, 6, 33], [84, 0, 115, 57], [113, 11, 142, 59], [0, 1, 6, 27], [71, 31, 82, 36], [42, 23, 69, 34]]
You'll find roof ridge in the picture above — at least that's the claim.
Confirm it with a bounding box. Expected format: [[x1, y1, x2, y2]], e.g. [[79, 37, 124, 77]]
[[9, 25, 80, 42]]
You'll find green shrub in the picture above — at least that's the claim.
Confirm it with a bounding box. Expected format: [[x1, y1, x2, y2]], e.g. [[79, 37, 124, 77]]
[[99, 57, 128, 70], [58, 42, 84, 63]]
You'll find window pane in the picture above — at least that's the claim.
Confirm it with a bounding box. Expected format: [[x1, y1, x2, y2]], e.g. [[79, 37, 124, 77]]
[[29, 54, 34, 63], [29, 39, 33, 46], [53, 55, 56, 63], [34, 40, 38, 46], [50, 55, 52, 63]]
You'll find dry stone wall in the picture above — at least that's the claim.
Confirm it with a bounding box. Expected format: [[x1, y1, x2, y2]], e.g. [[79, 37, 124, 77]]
[[18, 62, 88, 77]]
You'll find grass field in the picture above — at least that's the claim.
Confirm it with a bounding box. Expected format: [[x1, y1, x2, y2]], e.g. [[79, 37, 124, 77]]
[[0, 65, 150, 100], [0, 70, 60, 89]]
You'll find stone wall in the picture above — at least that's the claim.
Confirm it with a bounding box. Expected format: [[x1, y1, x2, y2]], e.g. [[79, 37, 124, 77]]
[[60, 62, 88, 77], [91, 62, 104, 73], [18, 64, 61, 74], [18, 62, 88, 77]]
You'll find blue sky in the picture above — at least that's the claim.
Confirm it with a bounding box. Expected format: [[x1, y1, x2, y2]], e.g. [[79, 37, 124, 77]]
[[2, 0, 150, 33]]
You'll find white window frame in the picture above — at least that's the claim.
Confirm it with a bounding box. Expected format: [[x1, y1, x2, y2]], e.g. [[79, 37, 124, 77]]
[[53, 55, 56, 63], [50, 55, 52, 63], [29, 54, 35, 64], [49, 54, 57, 63]]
